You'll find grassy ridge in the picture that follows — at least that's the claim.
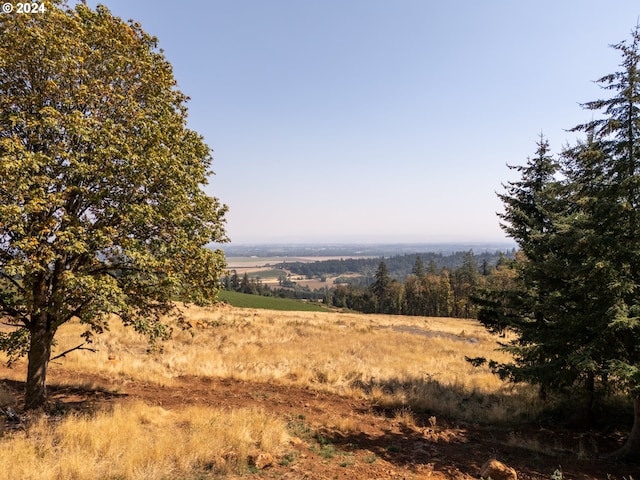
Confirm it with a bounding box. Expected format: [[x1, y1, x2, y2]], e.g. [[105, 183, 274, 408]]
[[218, 290, 329, 312]]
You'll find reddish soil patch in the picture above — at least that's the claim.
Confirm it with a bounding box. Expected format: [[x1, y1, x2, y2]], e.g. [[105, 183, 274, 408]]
[[2, 366, 638, 479]]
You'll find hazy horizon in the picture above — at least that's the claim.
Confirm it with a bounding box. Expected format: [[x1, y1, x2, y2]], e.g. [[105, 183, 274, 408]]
[[220, 234, 517, 246], [219, 240, 517, 258]]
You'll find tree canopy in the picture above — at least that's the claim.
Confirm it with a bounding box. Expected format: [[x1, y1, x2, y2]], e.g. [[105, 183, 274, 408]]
[[0, 2, 227, 409]]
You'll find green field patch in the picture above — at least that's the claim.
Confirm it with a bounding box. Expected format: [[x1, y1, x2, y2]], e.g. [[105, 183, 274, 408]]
[[247, 269, 285, 279], [218, 290, 329, 312], [226, 256, 288, 268]]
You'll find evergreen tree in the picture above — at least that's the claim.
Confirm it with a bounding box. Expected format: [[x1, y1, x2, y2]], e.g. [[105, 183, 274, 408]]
[[412, 256, 426, 278], [428, 260, 438, 275], [404, 256, 427, 316], [371, 261, 392, 313], [474, 26, 640, 459], [230, 272, 240, 290], [475, 136, 609, 401], [481, 259, 492, 276], [451, 251, 480, 317], [565, 26, 640, 458]]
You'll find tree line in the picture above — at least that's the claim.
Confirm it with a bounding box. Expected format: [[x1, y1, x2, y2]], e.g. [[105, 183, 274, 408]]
[[327, 253, 516, 318], [222, 251, 516, 316], [279, 250, 514, 284]]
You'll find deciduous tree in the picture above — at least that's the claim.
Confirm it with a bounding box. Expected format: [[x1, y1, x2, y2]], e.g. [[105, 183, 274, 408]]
[[0, 2, 227, 410]]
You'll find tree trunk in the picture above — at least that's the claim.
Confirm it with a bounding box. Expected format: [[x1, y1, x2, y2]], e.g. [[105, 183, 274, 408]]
[[585, 371, 595, 427], [24, 320, 54, 411], [614, 393, 640, 462]]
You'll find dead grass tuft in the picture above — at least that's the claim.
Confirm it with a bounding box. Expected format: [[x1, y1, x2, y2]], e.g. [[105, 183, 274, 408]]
[[0, 401, 289, 480]]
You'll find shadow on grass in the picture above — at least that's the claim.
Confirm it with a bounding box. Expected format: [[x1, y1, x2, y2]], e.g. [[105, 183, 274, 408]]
[[321, 423, 486, 478], [1, 378, 127, 414], [333, 376, 635, 479], [319, 409, 632, 479], [350, 374, 540, 425], [1, 372, 636, 478]]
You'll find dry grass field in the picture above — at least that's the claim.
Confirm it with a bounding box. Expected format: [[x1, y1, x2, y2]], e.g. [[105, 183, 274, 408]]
[[40, 304, 536, 423], [0, 304, 636, 479]]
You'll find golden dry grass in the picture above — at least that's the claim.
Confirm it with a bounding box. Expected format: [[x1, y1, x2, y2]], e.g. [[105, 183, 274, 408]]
[[0, 401, 288, 480], [33, 304, 540, 424], [0, 304, 544, 480]]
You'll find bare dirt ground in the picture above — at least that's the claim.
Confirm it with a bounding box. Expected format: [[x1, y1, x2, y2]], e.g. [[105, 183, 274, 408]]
[[2, 366, 637, 480]]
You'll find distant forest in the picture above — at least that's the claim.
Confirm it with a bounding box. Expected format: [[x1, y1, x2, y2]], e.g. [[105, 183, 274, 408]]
[[222, 249, 517, 319], [277, 250, 515, 286]]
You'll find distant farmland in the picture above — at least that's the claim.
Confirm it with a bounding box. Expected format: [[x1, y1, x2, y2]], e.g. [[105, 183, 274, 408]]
[[218, 290, 330, 312], [225, 255, 370, 290]]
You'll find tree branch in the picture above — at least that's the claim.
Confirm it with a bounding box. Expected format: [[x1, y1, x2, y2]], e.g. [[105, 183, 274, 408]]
[[0, 298, 29, 326], [50, 343, 96, 362], [1, 318, 24, 327], [0, 270, 26, 294], [53, 297, 94, 329]]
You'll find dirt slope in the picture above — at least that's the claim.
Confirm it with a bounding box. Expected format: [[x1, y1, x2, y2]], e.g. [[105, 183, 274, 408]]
[[3, 366, 636, 480]]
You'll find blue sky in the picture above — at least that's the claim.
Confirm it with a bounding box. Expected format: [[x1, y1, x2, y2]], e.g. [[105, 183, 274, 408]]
[[82, 1, 640, 244]]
